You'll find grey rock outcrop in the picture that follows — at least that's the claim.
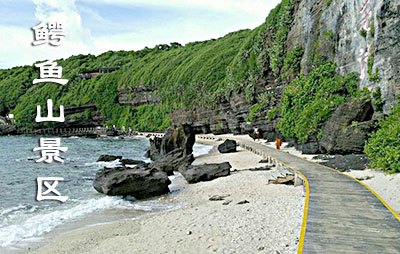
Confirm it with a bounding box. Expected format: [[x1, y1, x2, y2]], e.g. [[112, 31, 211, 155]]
[[160, 124, 195, 156], [320, 99, 374, 154], [97, 155, 122, 162], [217, 139, 237, 153], [295, 135, 321, 155], [287, 0, 400, 112], [0, 124, 17, 135], [150, 148, 194, 176], [93, 166, 171, 199], [147, 124, 195, 161], [314, 154, 369, 172], [179, 162, 231, 184], [121, 159, 148, 166], [147, 137, 162, 161]]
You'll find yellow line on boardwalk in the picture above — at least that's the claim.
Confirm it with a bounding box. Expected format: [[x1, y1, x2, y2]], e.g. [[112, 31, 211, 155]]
[[307, 159, 400, 223], [273, 158, 309, 254], [198, 135, 400, 252]]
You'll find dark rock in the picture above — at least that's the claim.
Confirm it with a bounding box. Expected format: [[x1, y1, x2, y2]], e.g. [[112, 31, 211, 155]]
[[355, 175, 374, 181], [248, 166, 271, 171], [144, 149, 150, 158], [121, 159, 148, 166], [296, 141, 321, 154], [179, 162, 231, 184], [314, 154, 369, 172], [237, 200, 250, 205], [217, 139, 237, 153], [97, 155, 122, 162], [0, 124, 17, 135], [148, 137, 162, 161], [320, 100, 374, 154], [160, 124, 195, 156], [209, 194, 229, 201], [93, 166, 171, 199], [150, 148, 194, 176], [222, 200, 232, 205]]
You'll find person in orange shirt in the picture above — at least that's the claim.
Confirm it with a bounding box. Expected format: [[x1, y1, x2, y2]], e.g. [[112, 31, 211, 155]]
[[275, 137, 282, 150]]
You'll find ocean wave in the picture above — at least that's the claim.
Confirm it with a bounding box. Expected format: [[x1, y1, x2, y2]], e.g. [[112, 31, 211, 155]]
[[0, 197, 134, 247], [83, 160, 122, 168], [0, 196, 179, 248]]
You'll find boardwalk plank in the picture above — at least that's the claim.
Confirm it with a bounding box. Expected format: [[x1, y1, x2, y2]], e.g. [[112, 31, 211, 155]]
[[201, 136, 400, 254]]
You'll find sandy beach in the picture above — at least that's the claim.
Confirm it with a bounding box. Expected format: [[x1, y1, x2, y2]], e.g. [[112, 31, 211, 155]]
[[29, 140, 304, 254]]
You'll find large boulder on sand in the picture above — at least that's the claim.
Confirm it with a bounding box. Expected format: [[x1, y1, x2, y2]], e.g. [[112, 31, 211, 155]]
[[93, 165, 171, 199], [179, 162, 231, 184], [97, 155, 122, 162], [320, 99, 374, 154], [217, 139, 237, 153], [150, 148, 194, 176]]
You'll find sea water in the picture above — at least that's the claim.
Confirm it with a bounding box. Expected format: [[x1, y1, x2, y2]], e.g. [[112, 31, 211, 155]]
[[0, 136, 212, 250]]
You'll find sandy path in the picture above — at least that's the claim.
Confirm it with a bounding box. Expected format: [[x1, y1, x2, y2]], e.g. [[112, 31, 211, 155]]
[[30, 143, 304, 254]]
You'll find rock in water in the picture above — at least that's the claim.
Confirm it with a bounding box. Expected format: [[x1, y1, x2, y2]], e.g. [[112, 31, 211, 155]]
[[148, 137, 162, 161], [97, 155, 122, 162], [160, 124, 195, 156], [0, 124, 17, 135], [217, 139, 237, 153], [179, 162, 231, 184], [147, 124, 195, 161], [93, 166, 171, 199], [120, 159, 148, 166]]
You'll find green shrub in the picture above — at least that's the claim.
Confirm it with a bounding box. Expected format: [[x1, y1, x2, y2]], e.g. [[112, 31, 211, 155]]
[[370, 19, 375, 37], [372, 87, 385, 112], [277, 62, 360, 143], [367, 53, 381, 82], [365, 100, 400, 173], [247, 103, 262, 122], [267, 108, 279, 121], [282, 46, 304, 80], [268, 0, 296, 77], [360, 29, 367, 38]]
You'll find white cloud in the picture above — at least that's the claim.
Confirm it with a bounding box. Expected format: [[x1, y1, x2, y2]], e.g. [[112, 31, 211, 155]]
[[0, 0, 281, 68], [80, 0, 279, 18]]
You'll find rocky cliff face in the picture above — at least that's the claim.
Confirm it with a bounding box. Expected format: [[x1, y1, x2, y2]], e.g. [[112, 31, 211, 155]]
[[288, 0, 400, 112], [171, 93, 250, 135], [168, 0, 399, 155]]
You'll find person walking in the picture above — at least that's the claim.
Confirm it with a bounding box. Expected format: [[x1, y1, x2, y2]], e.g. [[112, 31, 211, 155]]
[[253, 127, 260, 141], [275, 137, 282, 150]]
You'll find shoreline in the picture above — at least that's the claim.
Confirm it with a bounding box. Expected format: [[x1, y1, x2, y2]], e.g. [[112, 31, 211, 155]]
[[3, 133, 397, 253], [27, 138, 305, 254]]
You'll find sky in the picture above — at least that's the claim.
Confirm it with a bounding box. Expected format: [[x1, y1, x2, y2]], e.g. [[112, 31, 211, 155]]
[[0, 0, 281, 69]]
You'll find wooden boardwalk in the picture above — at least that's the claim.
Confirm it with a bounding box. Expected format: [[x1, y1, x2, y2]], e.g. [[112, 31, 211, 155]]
[[198, 135, 400, 254]]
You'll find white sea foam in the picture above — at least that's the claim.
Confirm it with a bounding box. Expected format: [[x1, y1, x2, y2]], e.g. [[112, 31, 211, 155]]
[[193, 143, 213, 158], [83, 160, 122, 168], [0, 197, 138, 247], [0, 197, 179, 248]]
